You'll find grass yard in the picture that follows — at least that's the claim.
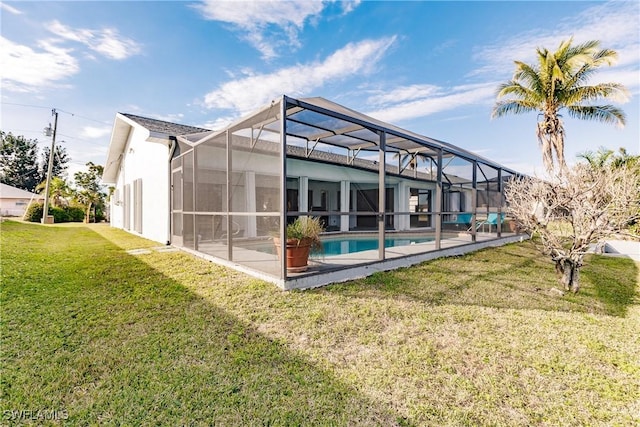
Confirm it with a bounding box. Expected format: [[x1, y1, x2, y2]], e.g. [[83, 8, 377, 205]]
[[1, 220, 639, 426]]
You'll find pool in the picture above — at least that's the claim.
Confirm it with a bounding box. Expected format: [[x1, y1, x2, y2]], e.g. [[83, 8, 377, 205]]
[[318, 236, 434, 256], [251, 235, 435, 256]]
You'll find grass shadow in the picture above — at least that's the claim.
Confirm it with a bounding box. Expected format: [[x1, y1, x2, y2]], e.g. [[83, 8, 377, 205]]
[[314, 241, 639, 317], [1, 221, 400, 425]]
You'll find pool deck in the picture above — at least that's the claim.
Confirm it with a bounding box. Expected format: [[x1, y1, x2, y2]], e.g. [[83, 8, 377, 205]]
[[182, 231, 528, 290]]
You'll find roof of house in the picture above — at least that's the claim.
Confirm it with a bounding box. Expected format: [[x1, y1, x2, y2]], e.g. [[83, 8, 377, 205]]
[[103, 113, 211, 183], [121, 113, 209, 136], [0, 183, 43, 199]]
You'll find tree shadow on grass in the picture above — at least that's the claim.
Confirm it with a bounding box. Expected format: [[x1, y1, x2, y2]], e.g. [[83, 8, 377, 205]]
[[581, 254, 639, 317], [1, 222, 401, 426], [315, 242, 639, 318]]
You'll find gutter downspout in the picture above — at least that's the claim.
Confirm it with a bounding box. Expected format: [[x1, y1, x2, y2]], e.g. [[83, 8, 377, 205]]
[[167, 136, 177, 245]]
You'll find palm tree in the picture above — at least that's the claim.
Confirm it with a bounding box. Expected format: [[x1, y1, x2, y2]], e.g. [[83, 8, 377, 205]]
[[74, 162, 105, 222], [579, 146, 639, 170], [577, 146, 614, 169], [393, 151, 434, 178], [492, 38, 627, 173], [75, 189, 101, 223], [36, 177, 72, 207]]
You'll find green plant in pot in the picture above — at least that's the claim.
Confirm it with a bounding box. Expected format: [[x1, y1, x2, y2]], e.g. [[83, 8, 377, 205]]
[[273, 216, 324, 272]]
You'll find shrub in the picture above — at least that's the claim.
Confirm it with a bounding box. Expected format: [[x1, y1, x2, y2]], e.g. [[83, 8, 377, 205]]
[[22, 202, 85, 223], [65, 206, 85, 222], [24, 202, 43, 222], [49, 206, 68, 223]]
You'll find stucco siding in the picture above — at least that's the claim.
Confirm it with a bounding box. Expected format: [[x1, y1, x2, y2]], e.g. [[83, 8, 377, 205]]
[[110, 125, 170, 244]]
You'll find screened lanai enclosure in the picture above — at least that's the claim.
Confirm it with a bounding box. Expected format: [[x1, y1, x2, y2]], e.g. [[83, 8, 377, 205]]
[[171, 96, 524, 289]]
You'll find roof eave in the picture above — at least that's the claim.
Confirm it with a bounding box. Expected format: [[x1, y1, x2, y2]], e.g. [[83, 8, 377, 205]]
[[102, 115, 175, 184]]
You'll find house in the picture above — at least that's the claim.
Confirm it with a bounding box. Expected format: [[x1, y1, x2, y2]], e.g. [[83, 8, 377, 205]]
[[0, 183, 43, 217], [103, 95, 523, 289], [102, 113, 209, 244]]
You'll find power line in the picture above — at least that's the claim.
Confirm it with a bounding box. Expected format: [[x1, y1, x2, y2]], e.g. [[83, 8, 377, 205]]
[[2, 128, 109, 147], [57, 133, 108, 146], [2, 102, 112, 125], [1, 102, 51, 110], [66, 112, 111, 126]]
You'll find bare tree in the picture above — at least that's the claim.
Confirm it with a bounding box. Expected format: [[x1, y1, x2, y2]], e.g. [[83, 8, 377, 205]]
[[505, 163, 640, 293]]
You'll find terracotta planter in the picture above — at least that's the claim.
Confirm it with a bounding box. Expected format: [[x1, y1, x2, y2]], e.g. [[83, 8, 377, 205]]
[[273, 237, 312, 272]]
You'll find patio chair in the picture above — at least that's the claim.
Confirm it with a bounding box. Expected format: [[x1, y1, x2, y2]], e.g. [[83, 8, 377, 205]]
[[442, 213, 472, 230], [471, 213, 504, 232]]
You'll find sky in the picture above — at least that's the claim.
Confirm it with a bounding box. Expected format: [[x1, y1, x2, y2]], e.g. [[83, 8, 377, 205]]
[[1, 0, 639, 180]]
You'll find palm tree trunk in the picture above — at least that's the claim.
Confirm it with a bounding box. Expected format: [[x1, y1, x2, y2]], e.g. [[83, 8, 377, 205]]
[[538, 114, 567, 173], [537, 122, 554, 172], [550, 122, 567, 172]]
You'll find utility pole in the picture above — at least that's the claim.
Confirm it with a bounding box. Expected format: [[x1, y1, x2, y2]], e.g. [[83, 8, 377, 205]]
[[42, 109, 58, 224]]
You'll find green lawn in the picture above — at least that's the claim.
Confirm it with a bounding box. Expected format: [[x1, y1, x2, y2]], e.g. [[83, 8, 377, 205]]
[[1, 220, 638, 426]]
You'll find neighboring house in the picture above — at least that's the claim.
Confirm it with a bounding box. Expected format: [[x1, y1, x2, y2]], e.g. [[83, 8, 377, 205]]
[[0, 183, 43, 217], [104, 95, 522, 289]]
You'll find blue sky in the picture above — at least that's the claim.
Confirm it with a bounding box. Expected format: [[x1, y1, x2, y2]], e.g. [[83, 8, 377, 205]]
[[1, 0, 638, 179]]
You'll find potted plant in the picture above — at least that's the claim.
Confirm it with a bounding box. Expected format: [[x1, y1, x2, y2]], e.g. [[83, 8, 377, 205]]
[[505, 219, 518, 233], [273, 216, 324, 272]]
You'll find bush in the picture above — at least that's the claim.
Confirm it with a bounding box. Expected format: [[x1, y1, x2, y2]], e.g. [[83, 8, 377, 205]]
[[24, 202, 43, 222], [23, 202, 85, 223], [49, 206, 67, 223], [65, 206, 85, 222]]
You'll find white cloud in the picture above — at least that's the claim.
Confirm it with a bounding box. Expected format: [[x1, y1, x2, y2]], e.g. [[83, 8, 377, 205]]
[[1, 3, 22, 15], [364, 1, 640, 126], [201, 116, 237, 131], [203, 36, 397, 114], [471, 1, 640, 89], [594, 68, 640, 97], [339, 0, 361, 15], [194, 0, 359, 59], [368, 84, 443, 106], [1, 19, 141, 93], [80, 126, 112, 139], [46, 20, 141, 60], [0, 36, 79, 92], [365, 82, 497, 123], [353, 2, 639, 127]]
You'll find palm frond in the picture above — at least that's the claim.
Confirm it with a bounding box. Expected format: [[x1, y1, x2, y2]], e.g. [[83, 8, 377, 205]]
[[564, 39, 599, 64], [578, 147, 614, 168], [495, 81, 543, 103], [563, 83, 629, 105], [512, 61, 544, 90], [591, 48, 618, 66], [492, 100, 538, 118], [566, 105, 626, 127], [567, 49, 619, 87]]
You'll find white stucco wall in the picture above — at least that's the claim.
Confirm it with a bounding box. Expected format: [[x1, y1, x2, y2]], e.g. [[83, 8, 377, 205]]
[[110, 125, 171, 244]]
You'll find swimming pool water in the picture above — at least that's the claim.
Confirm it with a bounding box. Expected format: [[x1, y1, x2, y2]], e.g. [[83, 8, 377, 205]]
[[317, 236, 434, 256], [252, 236, 435, 256]]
